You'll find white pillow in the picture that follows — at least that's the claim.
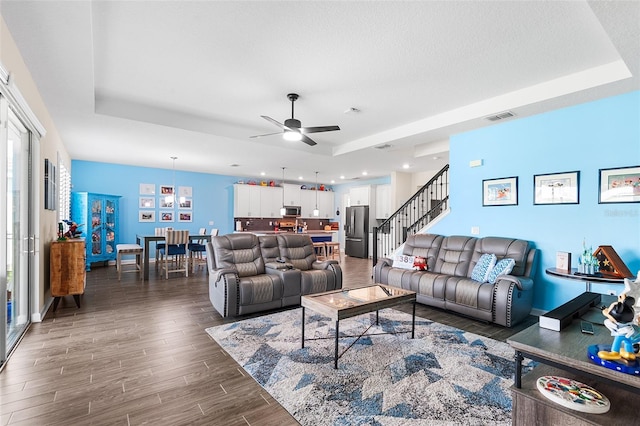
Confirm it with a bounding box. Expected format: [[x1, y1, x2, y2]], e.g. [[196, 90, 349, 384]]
[[471, 253, 497, 282], [392, 255, 416, 270], [488, 258, 516, 284]]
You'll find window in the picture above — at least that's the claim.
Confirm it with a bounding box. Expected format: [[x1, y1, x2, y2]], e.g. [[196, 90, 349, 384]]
[[58, 158, 71, 222]]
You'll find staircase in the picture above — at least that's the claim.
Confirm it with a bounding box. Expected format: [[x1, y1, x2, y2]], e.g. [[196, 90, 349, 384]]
[[372, 164, 449, 267]]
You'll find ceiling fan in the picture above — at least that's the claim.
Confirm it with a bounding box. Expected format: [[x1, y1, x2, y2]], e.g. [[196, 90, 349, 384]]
[[250, 93, 340, 146]]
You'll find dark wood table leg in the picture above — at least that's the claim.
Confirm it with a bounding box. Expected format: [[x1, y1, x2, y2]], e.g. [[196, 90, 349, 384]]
[[301, 307, 305, 349], [514, 350, 524, 388], [411, 300, 416, 339], [53, 297, 60, 312], [73, 294, 81, 309], [334, 320, 339, 369], [376, 310, 379, 325]]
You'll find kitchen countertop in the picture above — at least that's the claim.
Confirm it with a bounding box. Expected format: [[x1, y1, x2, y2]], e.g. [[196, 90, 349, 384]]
[[234, 230, 337, 235]]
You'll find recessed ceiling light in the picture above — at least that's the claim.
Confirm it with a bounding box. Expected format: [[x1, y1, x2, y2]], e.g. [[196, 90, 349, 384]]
[[433, 156, 440, 160], [298, 176, 303, 180], [362, 171, 368, 176], [260, 171, 265, 176], [340, 175, 345, 180], [331, 180, 335, 184], [402, 163, 410, 169]]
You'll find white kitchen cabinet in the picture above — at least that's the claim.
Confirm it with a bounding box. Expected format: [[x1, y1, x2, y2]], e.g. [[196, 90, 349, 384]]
[[300, 190, 317, 218], [260, 186, 283, 218], [318, 191, 335, 219], [349, 185, 370, 206], [375, 184, 392, 219], [283, 183, 301, 206], [234, 184, 261, 217]]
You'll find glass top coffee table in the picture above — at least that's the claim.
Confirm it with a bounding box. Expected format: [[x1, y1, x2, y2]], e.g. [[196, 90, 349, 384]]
[[301, 284, 417, 369]]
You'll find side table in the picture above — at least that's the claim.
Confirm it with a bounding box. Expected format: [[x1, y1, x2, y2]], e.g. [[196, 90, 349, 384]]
[[545, 268, 627, 292]]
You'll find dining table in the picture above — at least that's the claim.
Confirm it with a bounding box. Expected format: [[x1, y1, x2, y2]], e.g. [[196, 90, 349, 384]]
[[135, 233, 212, 281]]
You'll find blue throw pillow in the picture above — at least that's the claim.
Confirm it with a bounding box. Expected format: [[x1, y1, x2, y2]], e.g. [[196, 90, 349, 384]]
[[471, 253, 497, 282], [488, 258, 516, 284]]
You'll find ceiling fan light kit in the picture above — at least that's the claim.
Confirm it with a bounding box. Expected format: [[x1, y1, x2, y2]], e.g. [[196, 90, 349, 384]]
[[251, 93, 340, 146]]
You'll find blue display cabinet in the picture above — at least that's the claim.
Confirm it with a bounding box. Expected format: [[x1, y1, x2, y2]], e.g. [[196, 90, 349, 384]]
[[71, 192, 121, 271]]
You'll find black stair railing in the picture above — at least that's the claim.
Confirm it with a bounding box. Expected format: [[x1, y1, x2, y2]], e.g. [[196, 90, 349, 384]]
[[372, 164, 449, 268]]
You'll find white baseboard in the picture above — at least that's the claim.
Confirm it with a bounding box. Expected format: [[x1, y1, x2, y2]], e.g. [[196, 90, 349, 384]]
[[31, 296, 53, 323]]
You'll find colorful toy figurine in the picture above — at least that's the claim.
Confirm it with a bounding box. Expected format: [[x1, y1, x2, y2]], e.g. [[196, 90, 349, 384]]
[[597, 293, 637, 361]]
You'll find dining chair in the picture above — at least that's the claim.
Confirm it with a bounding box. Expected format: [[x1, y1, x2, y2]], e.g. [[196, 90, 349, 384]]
[[155, 227, 172, 270], [188, 227, 207, 273], [159, 229, 189, 279]]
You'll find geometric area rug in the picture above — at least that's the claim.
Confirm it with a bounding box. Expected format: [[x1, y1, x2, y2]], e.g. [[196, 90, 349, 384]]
[[206, 308, 534, 426]]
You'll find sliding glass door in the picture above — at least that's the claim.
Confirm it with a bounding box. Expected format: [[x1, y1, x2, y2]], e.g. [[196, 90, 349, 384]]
[[1, 106, 32, 368]]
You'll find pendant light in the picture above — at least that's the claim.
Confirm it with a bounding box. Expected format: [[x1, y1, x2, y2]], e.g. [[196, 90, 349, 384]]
[[280, 167, 286, 216], [165, 156, 177, 204], [313, 171, 319, 217]]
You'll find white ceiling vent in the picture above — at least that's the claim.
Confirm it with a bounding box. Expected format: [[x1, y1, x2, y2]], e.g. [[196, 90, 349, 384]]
[[374, 144, 392, 150], [485, 111, 515, 122]]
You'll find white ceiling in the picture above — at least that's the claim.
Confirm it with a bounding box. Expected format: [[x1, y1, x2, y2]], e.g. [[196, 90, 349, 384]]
[[2, 1, 639, 185]]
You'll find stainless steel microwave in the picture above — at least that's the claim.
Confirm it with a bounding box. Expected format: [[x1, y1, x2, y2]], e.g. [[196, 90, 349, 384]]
[[283, 206, 301, 217]]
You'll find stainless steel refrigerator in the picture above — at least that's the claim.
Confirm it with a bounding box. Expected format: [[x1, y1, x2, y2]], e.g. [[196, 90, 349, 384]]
[[345, 205, 369, 258]]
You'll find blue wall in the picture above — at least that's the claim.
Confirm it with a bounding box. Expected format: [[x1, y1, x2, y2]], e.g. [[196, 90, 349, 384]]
[[429, 91, 640, 312], [71, 162, 241, 244]]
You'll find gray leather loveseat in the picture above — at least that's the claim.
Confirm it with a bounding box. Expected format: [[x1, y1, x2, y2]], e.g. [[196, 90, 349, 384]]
[[373, 234, 537, 327], [206, 233, 342, 317]]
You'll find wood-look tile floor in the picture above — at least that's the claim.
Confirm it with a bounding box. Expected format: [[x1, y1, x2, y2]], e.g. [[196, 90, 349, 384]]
[[1, 256, 536, 425]]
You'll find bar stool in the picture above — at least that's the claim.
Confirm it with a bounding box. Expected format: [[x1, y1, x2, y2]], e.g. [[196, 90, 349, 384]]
[[325, 241, 341, 262], [116, 244, 144, 280], [313, 242, 327, 260]]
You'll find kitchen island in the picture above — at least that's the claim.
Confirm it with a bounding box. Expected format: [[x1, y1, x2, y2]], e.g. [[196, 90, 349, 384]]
[[234, 230, 337, 242]]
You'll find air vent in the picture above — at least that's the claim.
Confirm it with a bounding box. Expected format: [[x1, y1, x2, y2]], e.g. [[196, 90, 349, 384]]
[[485, 111, 515, 122], [374, 144, 392, 150]]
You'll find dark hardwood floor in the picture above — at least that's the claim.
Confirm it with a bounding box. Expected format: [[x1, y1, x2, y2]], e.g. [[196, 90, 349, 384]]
[[1, 256, 536, 425]]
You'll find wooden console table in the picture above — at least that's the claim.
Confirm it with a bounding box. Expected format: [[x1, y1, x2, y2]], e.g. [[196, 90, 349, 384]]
[[508, 318, 640, 424], [545, 267, 627, 292], [50, 239, 86, 311]]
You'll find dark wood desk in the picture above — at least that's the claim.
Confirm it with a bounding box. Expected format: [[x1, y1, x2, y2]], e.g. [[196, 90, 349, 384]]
[[545, 267, 626, 292], [135, 234, 211, 281]]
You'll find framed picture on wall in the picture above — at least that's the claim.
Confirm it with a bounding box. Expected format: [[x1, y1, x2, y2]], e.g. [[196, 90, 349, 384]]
[[160, 185, 174, 196], [178, 186, 192, 197], [160, 211, 174, 222], [179, 212, 192, 222], [138, 211, 155, 222], [139, 183, 155, 195], [483, 176, 518, 206], [599, 165, 640, 203], [159, 197, 174, 209], [139, 197, 155, 208], [179, 198, 192, 209], [534, 171, 579, 205]]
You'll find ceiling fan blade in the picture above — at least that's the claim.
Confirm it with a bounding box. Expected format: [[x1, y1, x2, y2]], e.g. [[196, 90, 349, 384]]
[[249, 131, 282, 139], [261, 115, 286, 130], [300, 134, 317, 146], [301, 125, 340, 134]]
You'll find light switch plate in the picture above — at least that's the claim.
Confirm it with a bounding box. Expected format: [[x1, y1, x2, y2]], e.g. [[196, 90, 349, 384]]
[[469, 159, 483, 167], [471, 226, 480, 235]]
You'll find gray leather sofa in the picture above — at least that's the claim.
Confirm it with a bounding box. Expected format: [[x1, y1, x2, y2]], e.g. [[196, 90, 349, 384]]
[[373, 234, 537, 327], [206, 233, 342, 317]]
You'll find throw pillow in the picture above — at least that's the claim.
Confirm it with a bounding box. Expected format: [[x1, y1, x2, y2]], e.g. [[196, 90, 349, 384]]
[[488, 258, 516, 284], [392, 255, 416, 270], [471, 253, 497, 282]]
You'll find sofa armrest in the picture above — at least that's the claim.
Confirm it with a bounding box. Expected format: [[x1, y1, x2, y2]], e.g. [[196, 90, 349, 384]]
[[496, 274, 533, 291], [377, 257, 393, 267], [312, 260, 339, 270], [208, 268, 239, 317], [265, 261, 294, 271]]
